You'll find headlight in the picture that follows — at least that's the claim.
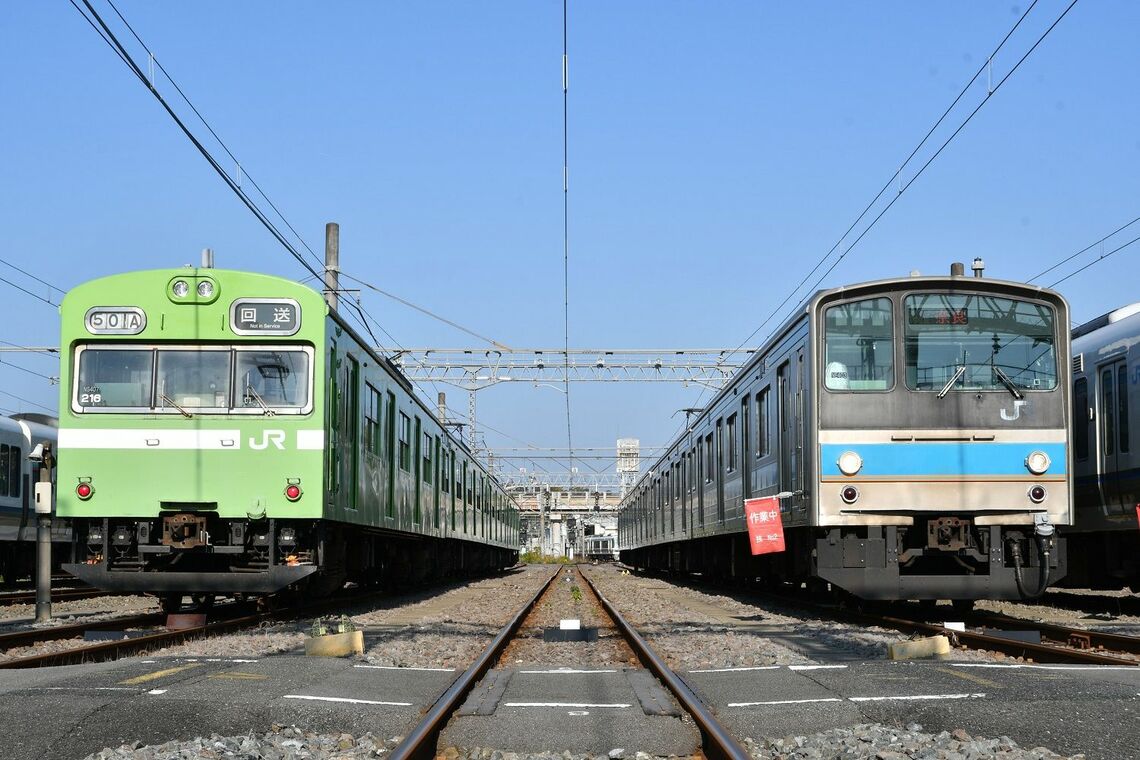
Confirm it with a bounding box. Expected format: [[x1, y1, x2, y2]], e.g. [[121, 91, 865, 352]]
[[196, 280, 215, 298], [1025, 450, 1051, 475], [837, 450, 863, 476], [172, 280, 190, 298]]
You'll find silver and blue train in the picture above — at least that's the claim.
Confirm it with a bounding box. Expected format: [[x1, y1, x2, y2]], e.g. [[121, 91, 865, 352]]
[[0, 413, 65, 584], [1062, 302, 1140, 591], [619, 263, 1072, 601]]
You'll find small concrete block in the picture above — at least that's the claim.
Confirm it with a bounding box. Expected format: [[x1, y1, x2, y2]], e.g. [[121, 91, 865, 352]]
[[304, 630, 364, 657], [887, 635, 951, 661], [560, 619, 581, 630], [943, 621, 966, 632]]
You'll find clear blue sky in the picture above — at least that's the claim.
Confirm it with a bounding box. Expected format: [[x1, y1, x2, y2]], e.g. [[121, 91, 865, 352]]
[[2, 2, 1138, 480]]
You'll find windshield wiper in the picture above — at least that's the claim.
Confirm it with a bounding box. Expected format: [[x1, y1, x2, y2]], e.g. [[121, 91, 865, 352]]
[[244, 385, 275, 417], [937, 366, 966, 399], [992, 366, 1024, 400], [159, 393, 193, 419]]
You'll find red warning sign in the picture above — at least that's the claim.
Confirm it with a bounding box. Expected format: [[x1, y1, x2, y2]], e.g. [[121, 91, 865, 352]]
[[745, 496, 786, 555]]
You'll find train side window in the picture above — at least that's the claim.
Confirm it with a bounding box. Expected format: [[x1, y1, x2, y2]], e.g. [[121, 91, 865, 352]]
[[1118, 364, 1130, 454], [422, 432, 433, 484], [756, 387, 770, 457], [398, 412, 412, 471], [1074, 378, 1089, 461], [0, 445, 7, 496], [823, 297, 893, 391], [726, 414, 737, 472], [704, 434, 714, 483], [8, 447, 18, 499]]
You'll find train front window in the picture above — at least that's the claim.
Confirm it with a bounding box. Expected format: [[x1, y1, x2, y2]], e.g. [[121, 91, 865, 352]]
[[157, 350, 231, 409], [234, 350, 310, 410], [823, 297, 894, 391], [903, 294, 1057, 392], [76, 348, 153, 408]]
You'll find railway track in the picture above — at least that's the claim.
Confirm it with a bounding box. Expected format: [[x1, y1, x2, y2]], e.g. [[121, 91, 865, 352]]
[[388, 565, 749, 760], [0, 587, 113, 606]]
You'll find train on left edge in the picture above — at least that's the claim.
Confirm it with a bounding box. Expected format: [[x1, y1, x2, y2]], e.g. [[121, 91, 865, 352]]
[[0, 413, 67, 584], [57, 265, 520, 610]]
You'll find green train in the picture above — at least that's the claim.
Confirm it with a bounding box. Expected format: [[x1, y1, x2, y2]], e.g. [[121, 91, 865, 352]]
[[57, 266, 519, 609]]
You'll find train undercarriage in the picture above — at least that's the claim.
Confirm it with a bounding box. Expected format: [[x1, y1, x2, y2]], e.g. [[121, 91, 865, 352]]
[[621, 517, 1066, 601], [64, 514, 517, 608]]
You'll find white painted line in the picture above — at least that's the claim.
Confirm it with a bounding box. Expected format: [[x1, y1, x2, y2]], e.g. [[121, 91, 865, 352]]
[[789, 665, 849, 671], [147, 689, 167, 695], [950, 663, 1139, 672], [232, 659, 260, 663], [140, 660, 156, 664], [848, 693, 985, 703], [728, 697, 843, 707], [354, 665, 456, 673], [519, 668, 618, 674], [39, 686, 137, 692], [282, 694, 413, 706], [567, 710, 590, 715], [689, 665, 781, 673], [504, 702, 631, 709]]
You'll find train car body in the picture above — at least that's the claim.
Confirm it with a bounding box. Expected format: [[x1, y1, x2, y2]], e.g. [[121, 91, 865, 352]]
[[584, 534, 618, 562], [0, 414, 64, 583], [58, 267, 518, 600], [1063, 303, 1140, 590], [619, 269, 1071, 601]]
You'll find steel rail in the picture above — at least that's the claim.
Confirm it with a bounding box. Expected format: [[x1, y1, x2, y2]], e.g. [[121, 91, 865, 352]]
[[0, 612, 166, 650], [0, 588, 114, 606], [969, 611, 1140, 657], [387, 567, 561, 760], [579, 569, 750, 760]]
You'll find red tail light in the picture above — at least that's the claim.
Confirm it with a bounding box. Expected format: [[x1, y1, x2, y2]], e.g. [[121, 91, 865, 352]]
[[285, 484, 302, 501], [76, 482, 94, 500]]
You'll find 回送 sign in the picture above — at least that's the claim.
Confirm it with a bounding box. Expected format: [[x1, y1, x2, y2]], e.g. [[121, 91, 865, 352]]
[[745, 496, 785, 555]]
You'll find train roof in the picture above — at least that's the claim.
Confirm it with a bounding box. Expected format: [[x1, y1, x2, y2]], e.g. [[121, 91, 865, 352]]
[[1072, 302, 1140, 342]]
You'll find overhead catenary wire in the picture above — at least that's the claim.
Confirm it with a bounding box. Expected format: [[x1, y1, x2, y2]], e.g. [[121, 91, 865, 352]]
[[0, 388, 55, 414], [1028, 213, 1140, 285], [0, 255, 64, 307], [668, 0, 1080, 450], [70, 0, 324, 283], [561, 0, 574, 484]]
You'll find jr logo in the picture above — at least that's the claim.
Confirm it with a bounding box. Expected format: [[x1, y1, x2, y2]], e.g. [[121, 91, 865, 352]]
[[1000, 399, 1030, 421], [249, 430, 286, 450]]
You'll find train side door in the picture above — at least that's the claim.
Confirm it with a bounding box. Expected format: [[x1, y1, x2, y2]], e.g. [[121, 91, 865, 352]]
[[1097, 360, 1130, 515], [740, 395, 752, 500], [346, 356, 360, 511]]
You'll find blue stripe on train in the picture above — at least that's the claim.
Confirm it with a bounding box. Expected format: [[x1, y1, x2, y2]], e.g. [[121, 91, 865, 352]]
[[819, 442, 1067, 477]]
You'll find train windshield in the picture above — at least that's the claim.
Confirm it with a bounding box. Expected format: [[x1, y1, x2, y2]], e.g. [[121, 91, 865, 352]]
[[823, 297, 894, 391], [903, 294, 1057, 392], [74, 345, 312, 413]]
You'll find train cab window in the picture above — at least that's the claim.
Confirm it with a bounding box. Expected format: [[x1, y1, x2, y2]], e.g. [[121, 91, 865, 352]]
[[234, 349, 310, 410], [398, 413, 412, 470], [1074, 378, 1089, 461], [157, 349, 230, 409], [903, 294, 1057, 392], [823, 297, 893, 391], [75, 348, 153, 408]]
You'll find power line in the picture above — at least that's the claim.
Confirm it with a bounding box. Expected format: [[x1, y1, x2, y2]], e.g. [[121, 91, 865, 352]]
[[70, 0, 324, 283], [1047, 232, 1140, 288], [0, 255, 64, 306], [0, 388, 54, 414], [561, 0, 574, 482], [672, 1, 1079, 451], [723, 0, 1047, 364], [1028, 213, 1140, 284], [102, 0, 324, 273], [0, 357, 57, 383], [339, 272, 509, 349]]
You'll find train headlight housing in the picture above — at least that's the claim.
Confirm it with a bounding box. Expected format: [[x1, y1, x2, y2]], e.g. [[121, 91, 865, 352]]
[[76, 481, 94, 500], [840, 485, 860, 504], [1028, 485, 1048, 504], [196, 280, 215, 298], [284, 482, 302, 501], [1025, 451, 1051, 475], [837, 450, 863, 476], [171, 279, 190, 298]]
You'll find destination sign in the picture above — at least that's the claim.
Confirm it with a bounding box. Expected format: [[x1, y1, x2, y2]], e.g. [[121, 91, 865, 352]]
[[907, 308, 969, 327], [231, 299, 300, 336], [85, 307, 146, 335]]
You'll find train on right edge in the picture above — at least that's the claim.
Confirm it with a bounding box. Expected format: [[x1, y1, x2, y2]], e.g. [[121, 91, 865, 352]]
[[1061, 302, 1140, 592]]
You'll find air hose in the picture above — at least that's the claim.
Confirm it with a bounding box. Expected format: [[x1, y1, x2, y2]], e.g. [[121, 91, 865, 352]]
[[1009, 534, 1051, 599]]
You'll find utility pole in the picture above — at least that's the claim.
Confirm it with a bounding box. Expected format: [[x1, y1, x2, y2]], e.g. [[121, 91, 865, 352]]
[[33, 442, 54, 623], [324, 222, 340, 312]]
